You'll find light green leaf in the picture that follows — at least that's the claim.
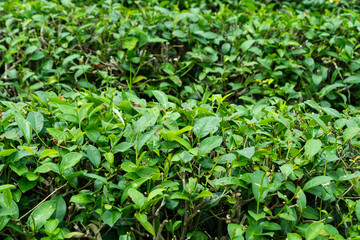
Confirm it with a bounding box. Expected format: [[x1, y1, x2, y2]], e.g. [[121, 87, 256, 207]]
[[305, 113, 328, 131], [148, 188, 166, 201], [3, 189, 12, 209], [123, 37, 138, 50], [173, 136, 192, 150], [15, 116, 32, 145], [287, 233, 302, 240], [70, 192, 94, 204], [193, 116, 220, 138], [303, 176, 333, 191], [104, 152, 114, 165], [128, 188, 146, 209], [27, 201, 56, 231], [171, 192, 190, 201], [153, 90, 168, 108], [44, 219, 59, 235], [199, 136, 222, 156], [356, 200, 360, 221], [27, 112, 44, 133], [77, 103, 93, 122], [0, 185, 16, 192], [237, 147, 255, 159], [47, 128, 67, 144], [343, 127, 360, 141], [102, 210, 122, 227], [251, 170, 269, 203], [60, 152, 82, 173], [304, 139, 322, 158], [240, 39, 255, 52], [194, 190, 212, 200], [344, 75, 360, 84], [305, 222, 324, 240], [0, 149, 18, 158], [39, 149, 58, 160], [87, 145, 101, 168]]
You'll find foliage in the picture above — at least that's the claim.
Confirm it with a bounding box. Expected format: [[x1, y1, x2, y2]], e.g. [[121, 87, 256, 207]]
[[1, 90, 360, 239], [1, 0, 360, 240], [1, 0, 360, 106]]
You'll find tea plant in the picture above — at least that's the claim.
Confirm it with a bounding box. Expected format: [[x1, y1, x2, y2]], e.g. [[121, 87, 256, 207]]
[[0, 89, 360, 239], [1, 0, 360, 239]]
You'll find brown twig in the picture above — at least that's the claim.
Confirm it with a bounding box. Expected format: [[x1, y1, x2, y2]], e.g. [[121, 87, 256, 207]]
[[18, 182, 68, 221], [156, 220, 168, 240]]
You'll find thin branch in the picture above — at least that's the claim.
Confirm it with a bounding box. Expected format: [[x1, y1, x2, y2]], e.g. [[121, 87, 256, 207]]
[[156, 220, 168, 240], [18, 182, 68, 221]]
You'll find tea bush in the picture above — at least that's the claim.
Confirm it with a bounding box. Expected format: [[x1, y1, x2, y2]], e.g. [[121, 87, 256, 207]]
[[1, 0, 360, 240], [1, 0, 360, 105]]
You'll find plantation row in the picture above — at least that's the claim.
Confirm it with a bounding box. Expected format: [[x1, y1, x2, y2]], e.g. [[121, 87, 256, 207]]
[[1, 0, 360, 105], [1, 0, 360, 240], [1, 89, 360, 239]]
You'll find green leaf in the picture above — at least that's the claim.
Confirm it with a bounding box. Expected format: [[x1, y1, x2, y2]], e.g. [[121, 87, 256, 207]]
[[87, 145, 101, 168], [25, 46, 37, 55], [280, 164, 294, 180], [29, 51, 45, 61], [287, 233, 302, 240], [0, 149, 18, 158], [337, 171, 360, 181], [343, 127, 360, 141], [213, 177, 247, 188], [305, 222, 324, 240], [15, 116, 32, 145], [344, 75, 360, 84], [44, 219, 59, 235], [137, 218, 155, 236], [303, 176, 333, 191], [148, 188, 166, 201], [3, 189, 12, 209], [63, 54, 80, 66], [305, 113, 328, 131], [324, 224, 339, 237], [102, 210, 122, 227], [70, 192, 95, 204], [356, 200, 360, 221], [47, 128, 67, 144], [39, 149, 58, 160], [27, 201, 56, 231], [104, 152, 114, 165], [240, 39, 255, 52], [171, 192, 190, 201], [318, 83, 345, 98], [304, 139, 322, 158], [228, 223, 244, 240], [27, 112, 44, 133], [203, 31, 218, 39], [128, 188, 146, 209], [221, 43, 231, 54], [0, 185, 16, 192], [173, 30, 186, 38], [251, 170, 269, 203], [153, 90, 168, 108], [77, 103, 93, 122], [136, 130, 156, 151], [193, 116, 220, 138], [172, 136, 191, 150], [237, 147, 255, 159], [194, 190, 212, 200], [60, 152, 83, 173], [199, 136, 222, 156], [52, 195, 66, 221], [248, 210, 266, 221], [123, 37, 138, 50]]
